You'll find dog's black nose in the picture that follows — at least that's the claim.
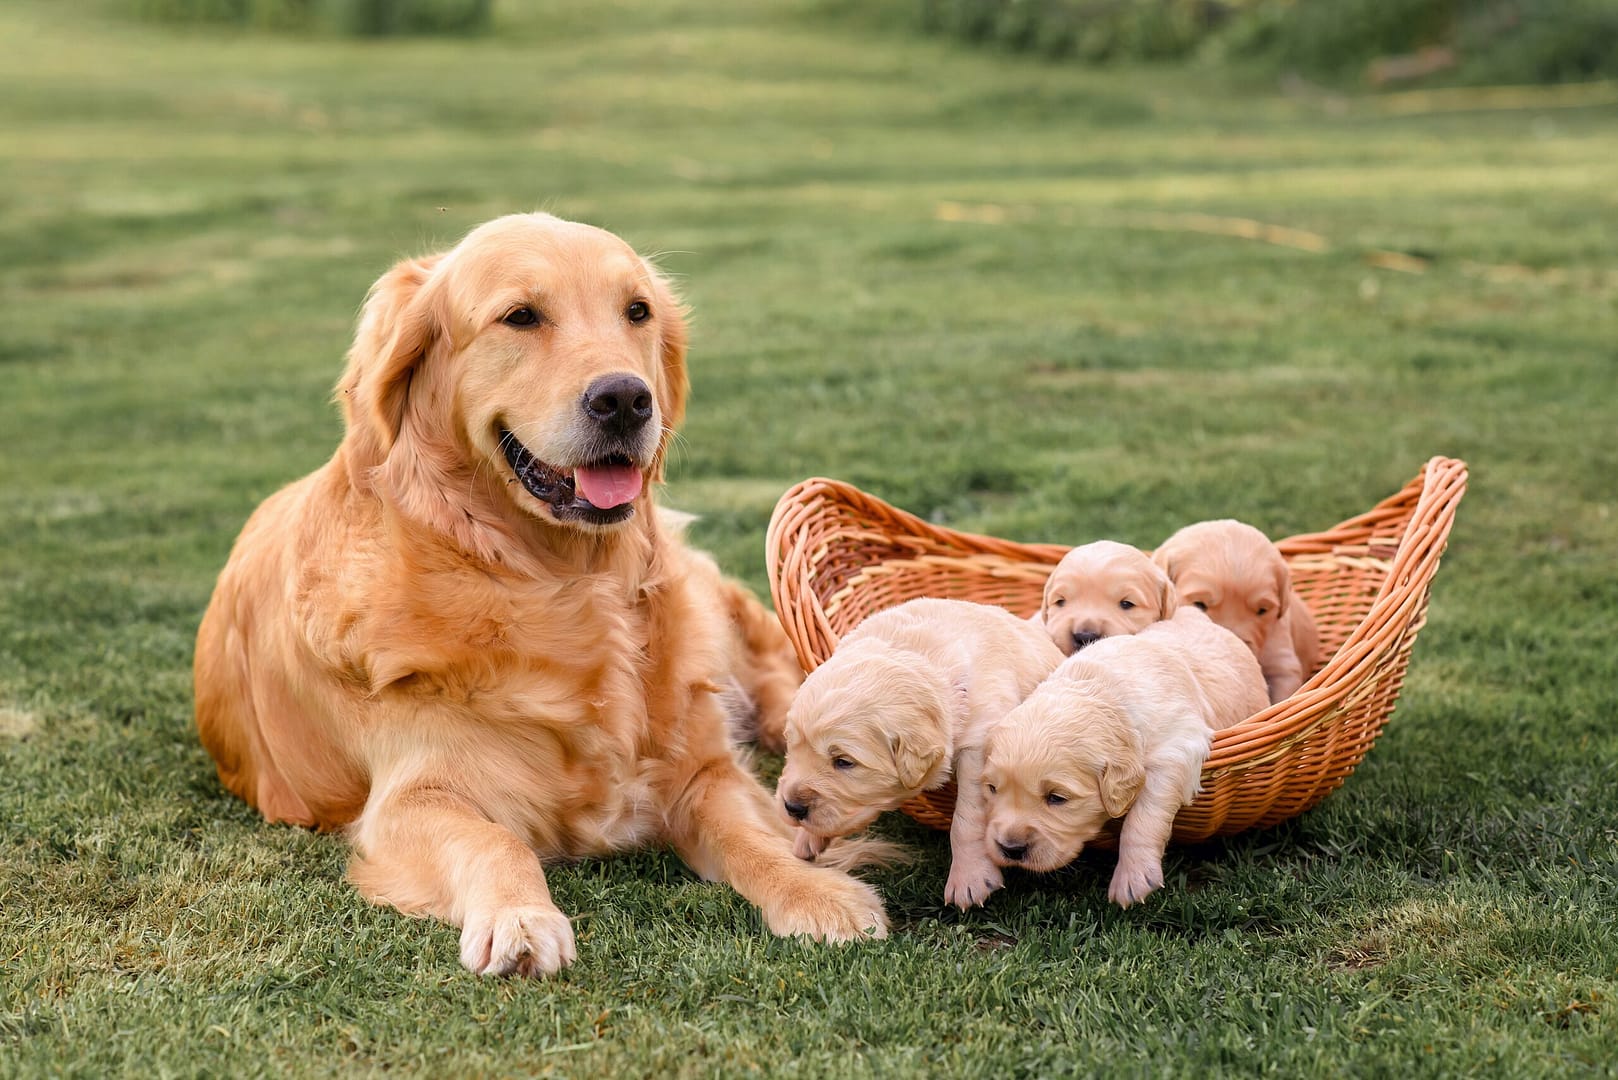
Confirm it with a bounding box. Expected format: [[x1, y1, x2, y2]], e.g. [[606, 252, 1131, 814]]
[[583, 374, 654, 436], [997, 841, 1028, 862], [783, 798, 810, 822], [1072, 630, 1102, 651]]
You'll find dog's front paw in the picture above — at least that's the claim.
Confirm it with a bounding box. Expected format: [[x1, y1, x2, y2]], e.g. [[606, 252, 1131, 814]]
[[944, 855, 1003, 911], [1107, 856, 1165, 908], [764, 869, 888, 942], [459, 904, 577, 977], [793, 829, 829, 861]]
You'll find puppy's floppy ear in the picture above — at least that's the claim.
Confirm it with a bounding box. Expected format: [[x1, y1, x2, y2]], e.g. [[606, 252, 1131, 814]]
[[1272, 555, 1292, 618], [337, 253, 444, 477], [1150, 541, 1177, 585], [886, 731, 944, 790], [1093, 708, 1146, 817], [1151, 561, 1179, 618], [1098, 755, 1145, 818], [643, 261, 689, 483], [888, 722, 947, 792]]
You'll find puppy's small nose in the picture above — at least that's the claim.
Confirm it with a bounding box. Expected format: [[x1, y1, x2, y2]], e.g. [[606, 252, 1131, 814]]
[[583, 374, 654, 436], [997, 841, 1028, 862], [1072, 630, 1102, 651], [783, 798, 810, 822]]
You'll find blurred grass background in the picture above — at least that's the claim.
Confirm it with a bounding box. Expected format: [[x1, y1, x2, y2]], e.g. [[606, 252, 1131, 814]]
[[2, 0, 1616, 1075]]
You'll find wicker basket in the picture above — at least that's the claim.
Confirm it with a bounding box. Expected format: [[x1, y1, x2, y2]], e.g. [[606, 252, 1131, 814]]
[[766, 456, 1467, 845]]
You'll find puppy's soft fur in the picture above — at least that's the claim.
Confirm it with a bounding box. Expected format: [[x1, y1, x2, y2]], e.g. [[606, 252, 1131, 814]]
[[775, 599, 1064, 910], [194, 213, 881, 978], [982, 607, 1267, 907], [1038, 540, 1178, 655], [1152, 519, 1322, 703]]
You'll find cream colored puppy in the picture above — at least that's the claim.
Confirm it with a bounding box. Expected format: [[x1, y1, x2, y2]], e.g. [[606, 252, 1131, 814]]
[[1038, 540, 1178, 655], [1153, 519, 1322, 703], [776, 599, 1064, 910], [982, 607, 1267, 907]]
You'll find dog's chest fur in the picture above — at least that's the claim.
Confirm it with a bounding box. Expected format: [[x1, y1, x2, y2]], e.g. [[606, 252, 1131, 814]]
[[314, 536, 725, 857]]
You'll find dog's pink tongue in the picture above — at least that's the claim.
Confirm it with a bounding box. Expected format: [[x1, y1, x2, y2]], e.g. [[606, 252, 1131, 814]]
[[573, 465, 643, 509]]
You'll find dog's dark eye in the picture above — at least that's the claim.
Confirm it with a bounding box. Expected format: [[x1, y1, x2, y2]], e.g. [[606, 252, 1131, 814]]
[[832, 756, 855, 771], [1193, 600, 1208, 611], [1045, 792, 1067, 807], [985, 783, 998, 795], [1256, 607, 1269, 617], [626, 300, 651, 323], [1052, 598, 1066, 608], [503, 307, 539, 327], [1119, 599, 1135, 611]]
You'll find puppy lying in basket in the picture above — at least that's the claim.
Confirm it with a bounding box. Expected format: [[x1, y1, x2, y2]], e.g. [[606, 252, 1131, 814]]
[[1153, 519, 1322, 702], [983, 605, 1268, 907], [1035, 540, 1179, 655], [775, 598, 1064, 910]]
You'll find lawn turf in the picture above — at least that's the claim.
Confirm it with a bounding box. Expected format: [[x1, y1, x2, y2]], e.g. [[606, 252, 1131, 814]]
[[1, 1, 1616, 1075]]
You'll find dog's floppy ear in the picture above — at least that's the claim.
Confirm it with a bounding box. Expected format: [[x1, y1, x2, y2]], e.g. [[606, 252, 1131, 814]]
[[1098, 754, 1145, 818], [644, 262, 689, 483], [337, 253, 444, 478], [1092, 710, 1145, 817], [1271, 556, 1292, 619], [889, 734, 945, 791], [1151, 561, 1179, 618]]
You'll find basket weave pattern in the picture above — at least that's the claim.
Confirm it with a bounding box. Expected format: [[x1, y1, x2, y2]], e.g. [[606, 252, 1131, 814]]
[[766, 457, 1467, 844]]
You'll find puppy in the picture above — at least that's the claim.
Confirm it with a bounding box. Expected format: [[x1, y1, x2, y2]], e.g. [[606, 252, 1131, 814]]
[[775, 598, 1064, 910], [1037, 540, 1178, 655], [982, 607, 1267, 907], [1152, 519, 1322, 703]]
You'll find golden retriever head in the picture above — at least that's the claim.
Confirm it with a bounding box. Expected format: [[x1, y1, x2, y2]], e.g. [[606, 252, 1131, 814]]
[[981, 677, 1144, 873], [337, 213, 688, 550], [774, 637, 958, 841], [1041, 541, 1177, 655], [1152, 520, 1288, 657]]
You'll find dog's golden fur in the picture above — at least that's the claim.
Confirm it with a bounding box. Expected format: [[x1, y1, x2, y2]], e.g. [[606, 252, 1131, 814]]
[[982, 607, 1267, 907], [775, 599, 1064, 910], [1152, 519, 1322, 703], [194, 213, 881, 977], [1037, 540, 1178, 654]]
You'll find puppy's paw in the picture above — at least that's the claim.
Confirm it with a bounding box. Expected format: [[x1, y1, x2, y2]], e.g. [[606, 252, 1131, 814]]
[[1107, 857, 1165, 908], [764, 869, 888, 943], [459, 904, 576, 977], [793, 829, 829, 861], [944, 855, 1004, 911]]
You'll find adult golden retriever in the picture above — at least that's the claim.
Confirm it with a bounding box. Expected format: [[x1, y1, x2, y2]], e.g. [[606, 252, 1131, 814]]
[[194, 213, 885, 977]]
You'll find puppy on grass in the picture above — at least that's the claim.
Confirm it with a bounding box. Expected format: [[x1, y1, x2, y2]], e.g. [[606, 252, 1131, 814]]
[[776, 599, 1064, 910], [1152, 519, 1322, 703], [982, 606, 1268, 907], [1037, 540, 1179, 655]]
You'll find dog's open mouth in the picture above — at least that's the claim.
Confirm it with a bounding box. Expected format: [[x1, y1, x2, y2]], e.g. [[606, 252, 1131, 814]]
[[499, 428, 643, 526]]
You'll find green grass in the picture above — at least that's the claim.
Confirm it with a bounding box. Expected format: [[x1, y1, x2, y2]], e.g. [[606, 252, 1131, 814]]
[[3, 1, 1616, 1075]]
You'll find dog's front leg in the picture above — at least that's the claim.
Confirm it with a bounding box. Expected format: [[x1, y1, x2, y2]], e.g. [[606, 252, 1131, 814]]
[[1108, 774, 1185, 908], [943, 747, 1002, 910], [667, 755, 888, 942], [349, 786, 575, 977]]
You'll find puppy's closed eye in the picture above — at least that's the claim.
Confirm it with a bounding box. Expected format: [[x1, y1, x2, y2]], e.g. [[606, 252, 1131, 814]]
[[831, 755, 855, 771], [1045, 792, 1067, 807]]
